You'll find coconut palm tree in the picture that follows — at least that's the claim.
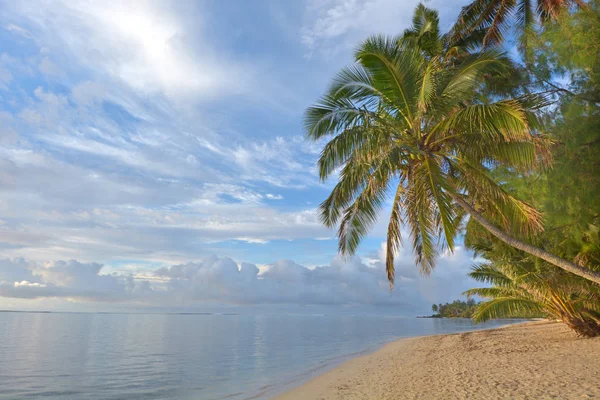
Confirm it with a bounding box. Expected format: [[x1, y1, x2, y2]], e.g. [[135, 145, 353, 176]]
[[304, 5, 600, 286], [465, 258, 600, 336], [450, 0, 588, 47]]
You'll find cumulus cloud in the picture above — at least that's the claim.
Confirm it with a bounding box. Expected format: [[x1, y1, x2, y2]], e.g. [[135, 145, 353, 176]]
[[0, 259, 169, 303], [0, 242, 478, 310], [153, 256, 395, 306], [0, 258, 37, 283]]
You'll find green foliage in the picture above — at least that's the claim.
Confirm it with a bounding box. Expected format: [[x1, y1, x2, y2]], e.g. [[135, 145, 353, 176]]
[[525, 0, 600, 95], [432, 299, 480, 318], [450, 0, 587, 47], [464, 255, 600, 335], [305, 4, 547, 286]]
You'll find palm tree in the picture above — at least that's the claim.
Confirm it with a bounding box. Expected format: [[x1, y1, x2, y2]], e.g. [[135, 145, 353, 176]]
[[450, 0, 588, 47], [304, 4, 600, 286], [464, 210, 600, 336], [465, 259, 600, 336]]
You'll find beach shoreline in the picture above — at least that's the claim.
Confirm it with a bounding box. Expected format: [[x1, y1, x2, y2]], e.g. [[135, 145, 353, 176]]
[[264, 319, 529, 399], [274, 321, 600, 399]]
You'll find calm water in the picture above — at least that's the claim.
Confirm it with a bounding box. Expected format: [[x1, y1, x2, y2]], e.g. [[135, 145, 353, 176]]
[[0, 311, 525, 399]]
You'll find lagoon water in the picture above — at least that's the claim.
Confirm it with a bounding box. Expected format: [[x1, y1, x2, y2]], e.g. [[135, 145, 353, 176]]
[[0, 311, 524, 399]]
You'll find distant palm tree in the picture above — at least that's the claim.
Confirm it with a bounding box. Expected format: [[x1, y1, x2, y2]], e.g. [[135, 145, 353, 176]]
[[450, 0, 588, 46], [304, 5, 600, 286]]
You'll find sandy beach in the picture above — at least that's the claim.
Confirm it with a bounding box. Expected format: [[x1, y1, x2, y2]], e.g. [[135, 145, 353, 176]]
[[275, 321, 600, 399]]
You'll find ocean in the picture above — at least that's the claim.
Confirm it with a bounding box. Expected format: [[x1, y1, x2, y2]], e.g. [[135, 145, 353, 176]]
[[0, 311, 525, 399]]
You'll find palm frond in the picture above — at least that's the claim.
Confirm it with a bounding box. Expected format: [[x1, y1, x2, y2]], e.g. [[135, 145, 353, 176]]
[[356, 35, 422, 126], [386, 183, 405, 286], [472, 297, 545, 321], [405, 165, 439, 274], [482, 0, 517, 45], [468, 263, 515, 286], [424, 156, 457, 250], [305, 97, 371, 140]]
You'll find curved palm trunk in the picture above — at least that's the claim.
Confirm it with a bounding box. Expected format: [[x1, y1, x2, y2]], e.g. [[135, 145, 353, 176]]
[[448, 193, 600, 285]]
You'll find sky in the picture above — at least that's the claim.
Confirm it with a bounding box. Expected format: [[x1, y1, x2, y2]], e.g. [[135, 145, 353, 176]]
[[0, 0, 480, 314]]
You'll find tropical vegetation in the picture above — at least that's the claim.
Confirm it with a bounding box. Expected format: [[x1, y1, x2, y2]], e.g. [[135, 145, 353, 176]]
[[450, 0, 588, 46], [306, 0, 600, 336], [463, 1, 600, 336], [431, 299, 480, 318]]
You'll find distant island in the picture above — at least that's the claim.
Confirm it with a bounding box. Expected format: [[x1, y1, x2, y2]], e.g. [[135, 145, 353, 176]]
[[418, 299, 479, 318], [417, 299, 479, 318], [431, 299, 479, 318], [419, 299, 545, 319]]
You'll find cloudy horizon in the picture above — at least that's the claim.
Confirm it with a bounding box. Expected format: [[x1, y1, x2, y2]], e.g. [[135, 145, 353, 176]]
[[0, 0, 477, 312]]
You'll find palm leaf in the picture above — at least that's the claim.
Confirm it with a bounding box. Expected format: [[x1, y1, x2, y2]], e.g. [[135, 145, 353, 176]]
[[386, 182, 405, 286], [472, 297, 545, 321]]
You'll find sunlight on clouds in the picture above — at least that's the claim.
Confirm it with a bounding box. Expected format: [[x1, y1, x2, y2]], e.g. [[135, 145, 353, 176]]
[[266, 194, 284, 200], [75, 1, 221, 96], [236, 238, 270, 245], [4, 0, 247, 99]]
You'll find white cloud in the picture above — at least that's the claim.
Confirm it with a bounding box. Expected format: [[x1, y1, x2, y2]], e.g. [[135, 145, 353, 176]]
[[4, 0, 251, 100], [0, 111, 19, 145], [235, 238, 270, 245], [0, 258, 134, 301], [38, 57, 64, 78], [227, 136, 319, 188], [301, 0, 468, 58], [0, 146, 330, 262], [0, 53, 14, 89], [3, 23, 33, 38], [0, 243, 477, 309], [70, 81, 108, 106]]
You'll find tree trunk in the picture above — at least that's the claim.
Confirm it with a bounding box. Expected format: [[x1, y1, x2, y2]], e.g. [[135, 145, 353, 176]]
[[448, 193, 600, 286]]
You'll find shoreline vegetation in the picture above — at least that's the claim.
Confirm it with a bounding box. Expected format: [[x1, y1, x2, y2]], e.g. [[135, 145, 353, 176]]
[[416, 299, 480, 318], [430, 299, 479, 318], [275, 321, 600, 399], [421, 299, 545, 319]]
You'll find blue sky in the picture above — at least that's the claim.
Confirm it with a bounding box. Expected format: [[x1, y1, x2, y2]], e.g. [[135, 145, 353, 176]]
[[0, 0, 482, 312]]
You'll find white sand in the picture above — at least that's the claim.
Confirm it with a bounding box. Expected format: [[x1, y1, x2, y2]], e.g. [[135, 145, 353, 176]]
[[275, 321, 600, 399]]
